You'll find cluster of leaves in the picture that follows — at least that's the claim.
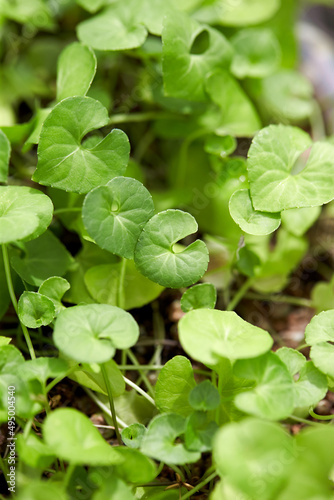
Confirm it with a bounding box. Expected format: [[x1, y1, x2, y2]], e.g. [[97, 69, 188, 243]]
[[1, 0, 334, 499]]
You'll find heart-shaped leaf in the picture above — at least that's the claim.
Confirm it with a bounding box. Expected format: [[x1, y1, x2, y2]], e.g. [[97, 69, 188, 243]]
[[181, 283, 216, 313], [43, 408, 123, 465], [18, 291, 56, 328], [229, 189, 281, 235], [0, 186, 53, 244], [0, 345, 25, 373], [0, 129, 10, 182], [194, 0, 280, 26], [188, 380, 220, 411], [305, 310, 334, 378], [179, 309, 273, 368], [33, 97, 130, 194], [162, 12, 232, 101], [134, 209, 209, 288], [57, 42, 97, 101], [83, 177, 155, 259], [233, 352, 294, 420], [38, 277, 70, 314], [155, 356, 196, 417], [248, 125, 334, 212], [140, 413, 200, 464], [53, 304, 139, 363]]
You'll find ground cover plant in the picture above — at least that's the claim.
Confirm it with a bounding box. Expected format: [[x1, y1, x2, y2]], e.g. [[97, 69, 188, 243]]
[[1, 0, 334, 498]]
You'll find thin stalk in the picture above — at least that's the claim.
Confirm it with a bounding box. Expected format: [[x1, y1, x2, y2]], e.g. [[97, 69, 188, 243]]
[[180, 472, 217, 500], [46, 364, 79, 393], [118, 364, 164, 371], [63, 463, 75, 490], [169, 464, 186, 483], [2, 244, 36, 359], [216, 367, 224, 425], [226, 277, 254, 311], [53, 207, 82, 215], [117, 258, 126, 309], [108, 111, 179, 125], [125, 349, 155, 398], [23, 418, 33, 440], [156, 462, 165, 476], [296, 343, 308, 352], [309, 408, 334, 421], [244, 292, 312, 308], [123, 376, 156, 407], [288, 414, 322, 427], [101, 363, 122, 445], [85, 389, 128, 428]]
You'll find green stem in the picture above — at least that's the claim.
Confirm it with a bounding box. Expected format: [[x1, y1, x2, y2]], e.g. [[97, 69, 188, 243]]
[[288, 414, 322, 427], [46, 364, 79, 393], [53, 207, 82, 215], [101, 363, 122, 445], [180, 472, 217, 500], [296, 343, 308, 352], [118, 364, 164, 371], [23, 417, 33, 440], [123, 376, 156, 407], [108, 111, 180, 125], [226, 277, 254, 311], [244, 292, 312, 308], [2, 244, 36, 359], [64, 463, 75, 490], [85, 389, 128, 428], [125, 349, 155, 398], [309, 408, 334, 420], [169, 464, 186, 483], [156, 462, 165, 476], [216, 367, 225, 425], [176, 129, 208, 189], [117, 258, 126, 309]]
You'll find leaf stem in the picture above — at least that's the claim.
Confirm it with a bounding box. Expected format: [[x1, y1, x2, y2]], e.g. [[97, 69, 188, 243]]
[[101, 363, 122, 445], [2, 244, 36, 359], [123, 376, 156, 407], [53, 207, 82, 215], [85, 388, 128, 428], [45, 364, 80, 393], [169, 464, 186, 483], [125, 349, 155, 398], [108, 111, 180, 125], [309, 408, 334, 420], [64, 463, 75, 491], [117, 258, 127, 309], [288, 414, 322, 426], [244, 292, 312, 308], [180, 472, 217, 499], [226, 277, 254, 311]]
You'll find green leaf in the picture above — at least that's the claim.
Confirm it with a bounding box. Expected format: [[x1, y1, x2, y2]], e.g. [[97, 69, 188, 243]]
[[0, 254, 10, 320], [15, 482, 67, 500], [180, 283, 217, 312], [69, 359, 125, 397], [281, 206, 321, 237], [305, 310, 334, 377], [134, 210, 209, 288], [17, 433, 55, 469], [43, 408, 123, 465], [33, 96, 130, 194], [53, 304, 139, 363], [77, 4, 147, 51], [275, 347, 306, 376], [18, 291, 55, 328], [38, 277, 70, 314], [0, 186, 53, 244], [188, 380, 220, 411], [10, 230, 74, 286], [293, 361, 328, 410], [0, 0, 53, 27], [83, 177, 155, 259], [0, 129, 10, 182], [202, 71, 261, 137], [229, 189, 281, 235], [193, 0, 280, 26], [0, 345, 25, 373], [233, 352, 295, 420], [155, 356, 196, 417], [185, 411, 218, 452], [113, 447, 157, 484], [57, 42, 97, 101], [162, 12, 232, 101], [311, 276, 334, 313], [17, 357, 69, 387], [204, 135, 237, 158], [231, 29, 281, 78], [84, 261, 164, 310], [248, 125, 334, 212], [140, 413, 200, 464], [122, 423, 146, 449], [179, 309, 273, 368], [0, 337, 11, 346], [92, 476, 135, 500], [213, 418, 294, 500]]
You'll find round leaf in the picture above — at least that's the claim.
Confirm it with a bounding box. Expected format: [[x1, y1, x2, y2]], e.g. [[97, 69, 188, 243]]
[[194, 0, 280, 26], [43, 408, 123, 465], [188, 380, 220, 411], [83, 177, 155, 259], [122, 423, 146, 449], [33, 97, 130, 194], [181, 283, 217, 312], [229, 189, 281, 235], [53, 304, 139, 363], [38, 277, 70, 314], [0, 129, 10, 182], [179, 309, 273, 367], [185, 412, 218, 452], [113, 447, 157, 484], [18, 291, 55, 329], [134, 209, 209, 288], [305, 310, 334, 377], [0, 186, 53, 244], [204, 135, 237, 157]]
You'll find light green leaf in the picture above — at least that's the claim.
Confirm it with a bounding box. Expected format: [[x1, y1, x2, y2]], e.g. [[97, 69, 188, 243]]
[[10, 230, 74, 286], [214, 418, 294, 500], [38, 277, 70, 314], [248, 125, 334, 212], [179, 309, 273, 368], [233, 352, 294, 420], [17, 433, 55, 469], [202, 71, 261, 137], [134, 210, 209, 288], [188, 380, 220, 411], [229, 189, 281, 235], [57, 42, 97, 101], [155, 356, 196, 417], [162, 12, 232, 101], [114, 391, 155, 426], [180, 283, 217, 312], [53, 304, 139, 363], [113, 447, 157, 484], [69, 359, 125, 397], [122, 423, 146, 449], [204, 135, 236, 158], [0, 337, 11, 346], [281, 206, 321, 237], [17, 357, 69, 387], [311, 276, 334, 313], [275, 347, 306, 376], [15, 482, 67, 500], [193, 0, 280, 26], [43, 408, 123, 465], [0, 129, 10, 182], [140, 413, 200, 464], [23, 108, 52, 148], [18, 291, 55, 328], [0, 186, 53, 244], [84, 261, 164, 310], [83, 177, 155, 259], [0, 254, 10, 320], [92, 476, 135, 500], [0, 0, 53, 28], [77, 4, 147, 51], [231, 29, 281, 79], [305, 310, 334, 377], [185, 411, 218, 452], [33, 96, 130, 194], [293, 361, 328, 409], [0, 345, 25, 373]]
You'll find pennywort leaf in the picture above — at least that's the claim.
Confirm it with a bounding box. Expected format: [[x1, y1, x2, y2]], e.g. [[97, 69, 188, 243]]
[[122, 423, 147, 449], [134, 210, 209, 288], [180, 283, 217, 312], [33, 96, 130, 194], [193, 0, 281, 26], [0, 129, 10, 182], [185, 412, 218, 452], [305, 310, 334, 378], [18, 291, 55, 329], [38, 277, 70, 314], [188, 380, 220, 411]]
